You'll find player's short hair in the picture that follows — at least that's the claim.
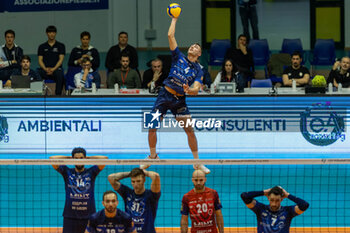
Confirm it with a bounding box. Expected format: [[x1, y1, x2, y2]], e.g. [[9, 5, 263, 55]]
[[119, 31, 128, 37], [21, 55, 31, 63], [152, 58, 162, 64], [120, 51, 130, 60], [268, 186, 283, 197], [129, 168, 145, 178], [103, 190, 118, 201], [46, 25, 57, 33], [71, 147, 86, 157], [80, 31, 91, 39], [291, 51, 302, 59], [5, 29, 15, 38], [81, 57, 91, 64], [194, 43, 202, 48], [238, 34, 247, 40]]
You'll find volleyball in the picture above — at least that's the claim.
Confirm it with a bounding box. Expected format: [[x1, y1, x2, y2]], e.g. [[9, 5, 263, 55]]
[[167, 3, 182, 18], [312, 75, 326, 87]]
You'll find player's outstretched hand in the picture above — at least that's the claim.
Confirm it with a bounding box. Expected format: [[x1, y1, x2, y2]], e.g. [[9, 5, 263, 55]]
[[183, 83, 190, 93]]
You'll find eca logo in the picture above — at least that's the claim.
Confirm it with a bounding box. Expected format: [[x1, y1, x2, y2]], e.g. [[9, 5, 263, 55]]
[[0, 115, 9, 143], [300, 103, 345, 146]]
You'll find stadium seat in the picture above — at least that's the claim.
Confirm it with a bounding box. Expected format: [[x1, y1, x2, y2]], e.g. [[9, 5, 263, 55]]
[[209, 39, 231, 67], [310, 39, 336, 66], [64, 66, 81, 91], [251, 78, 272, 88], [280, 38, 305, 64], [309, 39, 336, 76], [280, 38, 304, 55], [248, 39, 270, 66]]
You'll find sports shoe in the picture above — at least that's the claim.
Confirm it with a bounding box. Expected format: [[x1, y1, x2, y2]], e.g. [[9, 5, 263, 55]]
[[193, 164, 211, 174], [140, 154, 160, 170]]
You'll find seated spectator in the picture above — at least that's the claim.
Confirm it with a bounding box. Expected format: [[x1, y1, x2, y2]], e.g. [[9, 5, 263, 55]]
[[107, 53, 140, 89], [4, 55, 41, 87], [0, 30, 23, 83], [328, 57, 350, 88], [37, 25, 65, 95], [74, 58, 101, 89], [224, 34, 254, 86], [212, 59, 238, 87], [105, 31, 138, 73], [68, 31, 101, 78], [142, 58, 167, 90], [282, 51, 310, 87]]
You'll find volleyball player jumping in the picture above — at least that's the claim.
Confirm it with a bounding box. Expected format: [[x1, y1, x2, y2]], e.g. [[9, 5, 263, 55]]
[[141, 16, 210, 174]]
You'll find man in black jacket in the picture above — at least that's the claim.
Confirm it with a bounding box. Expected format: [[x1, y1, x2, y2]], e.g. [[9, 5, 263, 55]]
[[0, 29, 23, 82], [105, 31, 138, 73]]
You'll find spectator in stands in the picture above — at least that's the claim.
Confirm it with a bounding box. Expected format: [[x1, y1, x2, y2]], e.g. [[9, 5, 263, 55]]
[[328, 56, 350, 88], [74, 57, 100, 89], [142, 58, 167, 91], [4, 55, 41, 87], [105, 31, 138, 73], [282, 51, 310, 87], [224, 34, 254, 87], [68, 31, 100, 74], [213, 59, 238, 87], [37, 25, 65, 95], [238, 0, 259, 40], [107, 53, 141, 89], [0, 30, 23, 83]]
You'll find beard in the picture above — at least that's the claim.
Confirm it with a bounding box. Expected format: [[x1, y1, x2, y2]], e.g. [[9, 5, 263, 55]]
[[194, 184, 204, 191], [75, 165, 84, 171], [106, 206, 116, 213]]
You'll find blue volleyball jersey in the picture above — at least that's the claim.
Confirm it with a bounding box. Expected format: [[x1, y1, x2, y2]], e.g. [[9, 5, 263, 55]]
[[117, 184, 161, 233], [87, 209, 135, 233], [57, 165, 101, 219], [251, 201, 298, 233], [163, 47, 203, 95]]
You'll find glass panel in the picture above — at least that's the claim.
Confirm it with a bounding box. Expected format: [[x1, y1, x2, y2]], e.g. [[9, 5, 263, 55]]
[[206, 8, 231, 42], [316, 7, 341, 41]]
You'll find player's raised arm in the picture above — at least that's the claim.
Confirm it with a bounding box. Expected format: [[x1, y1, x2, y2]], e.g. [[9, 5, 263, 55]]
[[50, 155, 71, 170], [240, 190, 265, 209], [215, 209, 224, 233], [280, 187, 309, 215], [168, 18, 178, 51], [143, 170, 161, 193], [108, 171, 130, 191]]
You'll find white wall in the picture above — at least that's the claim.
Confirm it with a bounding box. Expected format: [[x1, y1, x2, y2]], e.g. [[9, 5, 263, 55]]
[[0, 0, 201, 54], [0, 0, 348, 55], [236, 0, 310, 50], [0, 9, 109, 54]]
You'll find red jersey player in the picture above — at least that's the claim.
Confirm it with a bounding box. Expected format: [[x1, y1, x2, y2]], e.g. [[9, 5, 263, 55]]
[[181, 170, 224, 233]]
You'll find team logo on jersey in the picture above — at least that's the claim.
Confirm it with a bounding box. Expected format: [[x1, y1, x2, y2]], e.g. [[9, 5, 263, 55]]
[[0, 115, 9, 143], [300, 102, 346, 146]]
